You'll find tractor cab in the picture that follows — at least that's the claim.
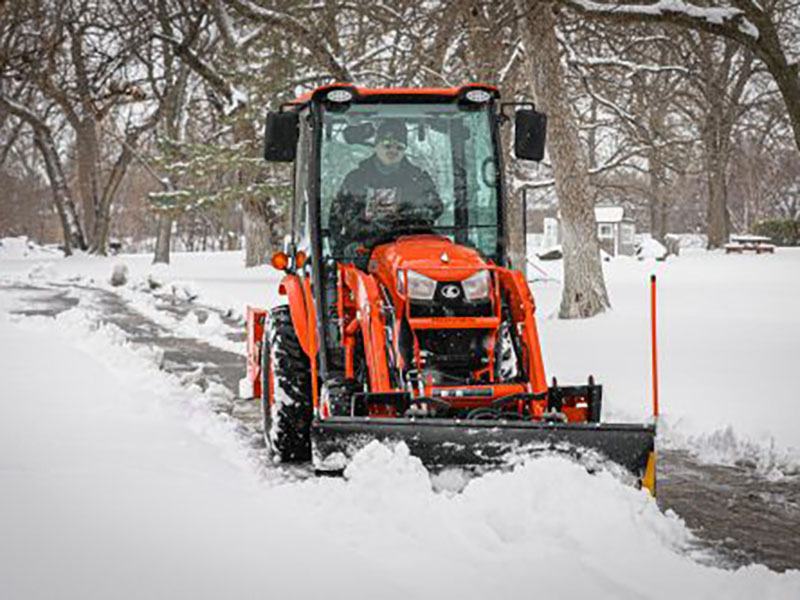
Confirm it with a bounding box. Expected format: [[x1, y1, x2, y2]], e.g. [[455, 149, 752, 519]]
[[318, 89, 505, 264]]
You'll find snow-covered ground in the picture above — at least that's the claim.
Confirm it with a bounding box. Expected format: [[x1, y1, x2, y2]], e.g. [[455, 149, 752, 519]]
[[2, 237, 798, 471], [530, 250, 800, 474], [2, 237, 800, 598]]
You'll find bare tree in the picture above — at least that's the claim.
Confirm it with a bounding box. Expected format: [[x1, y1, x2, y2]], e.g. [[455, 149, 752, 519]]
[[517, 1, 610, 318], [1, 0, 163, 253], [0, 97, 85, 253], [553, 0, 800, 153], [0, 6, 86, 253], [688, 34, 756, 246]]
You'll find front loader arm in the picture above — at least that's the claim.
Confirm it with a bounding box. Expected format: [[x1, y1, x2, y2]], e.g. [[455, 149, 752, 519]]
[[339, 265, 393, 392], [496, 268, 548, 397]]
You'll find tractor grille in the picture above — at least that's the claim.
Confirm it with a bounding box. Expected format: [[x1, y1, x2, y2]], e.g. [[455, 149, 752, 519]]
[[409, 281, 493, 318], [416, 329, 488, 378]]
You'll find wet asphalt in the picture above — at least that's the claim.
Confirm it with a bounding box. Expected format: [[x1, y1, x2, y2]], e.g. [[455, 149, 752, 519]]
[[2, 282, 798, 572]]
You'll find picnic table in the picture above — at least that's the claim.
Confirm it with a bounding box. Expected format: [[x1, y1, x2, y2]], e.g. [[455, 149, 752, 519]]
[[725, 235, 775, 254]]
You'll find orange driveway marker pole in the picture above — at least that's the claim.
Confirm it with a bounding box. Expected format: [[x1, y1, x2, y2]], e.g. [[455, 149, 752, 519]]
[[650, 274, 659, 419]]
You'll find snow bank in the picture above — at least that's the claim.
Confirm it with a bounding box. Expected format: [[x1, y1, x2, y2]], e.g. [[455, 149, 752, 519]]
[[662, 424, 800, 478], [0, 236, 59, 260], [0, 244, 279, 313], [636, 235, 668, 259]]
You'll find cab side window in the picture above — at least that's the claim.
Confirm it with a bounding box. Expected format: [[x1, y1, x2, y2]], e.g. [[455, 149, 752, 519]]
[[293, 113, 311, 247]]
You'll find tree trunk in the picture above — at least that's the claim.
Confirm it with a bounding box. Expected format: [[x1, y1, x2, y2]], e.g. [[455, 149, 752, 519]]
[[32, 130, 86, 254], [153, 214, 173, 264], [505, 181, 527, 271], [0, 97, 86, 252], [33, 134, 74, 255], [700, 59, 735, 249], [233, 117, 275, 267], [94, 148, 132, 255], [75, 119, 102, 251], [460, 1, 526, 269], [243, 198, 272, 267], [705, 140, 731, 248], [648, 195, 667, 244], [773, 62, 800, 154], [648, 150, 667, 242], [517, 1, 610, 318]]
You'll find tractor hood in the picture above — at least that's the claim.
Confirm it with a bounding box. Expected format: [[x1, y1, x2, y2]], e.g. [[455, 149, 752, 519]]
[[368, 234, 488, 282]]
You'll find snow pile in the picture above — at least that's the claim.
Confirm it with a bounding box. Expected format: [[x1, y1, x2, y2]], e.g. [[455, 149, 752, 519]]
[[674, 233, 708, 249], [340, 441, 684, 560], [0, 236, 59, 260], [636, 234, 668, 259], [174, 310, 243, 355], [145, 262, 172, 290], [110, 284, 245, 356], [327, 444, 800, 597], [141, 263, 199, 301], [663, 425, 800, 479]]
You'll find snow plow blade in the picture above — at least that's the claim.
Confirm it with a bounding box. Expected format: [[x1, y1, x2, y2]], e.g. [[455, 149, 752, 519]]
[[312, 417, 655, 481]]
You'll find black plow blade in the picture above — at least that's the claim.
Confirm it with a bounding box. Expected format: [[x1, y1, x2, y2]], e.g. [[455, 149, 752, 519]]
[[312, 417, 655, 482]]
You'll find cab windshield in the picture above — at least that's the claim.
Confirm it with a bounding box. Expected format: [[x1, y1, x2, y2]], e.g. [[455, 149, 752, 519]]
[[319, 103, 501, 262]]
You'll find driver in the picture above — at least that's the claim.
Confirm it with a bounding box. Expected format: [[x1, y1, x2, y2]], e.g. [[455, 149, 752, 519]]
[[329, 121, 443, 257]]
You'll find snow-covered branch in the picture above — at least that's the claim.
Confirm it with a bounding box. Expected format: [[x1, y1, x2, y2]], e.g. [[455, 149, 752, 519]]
[[523, 143, 651, 189], [554, 0, 800, 152], [557, 1, 758, 41], [154, 32, 246, 115], [223, 0, 352, 81]]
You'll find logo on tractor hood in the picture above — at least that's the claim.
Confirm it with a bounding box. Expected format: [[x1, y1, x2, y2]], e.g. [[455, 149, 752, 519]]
[[441, 284, 461, 299]]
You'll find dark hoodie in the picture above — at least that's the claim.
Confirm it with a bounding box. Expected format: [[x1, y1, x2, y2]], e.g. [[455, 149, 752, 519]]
[[329, 155, 443, 255]]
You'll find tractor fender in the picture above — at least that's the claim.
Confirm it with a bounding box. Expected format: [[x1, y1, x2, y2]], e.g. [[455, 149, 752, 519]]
[[278, 274, 318, 360]]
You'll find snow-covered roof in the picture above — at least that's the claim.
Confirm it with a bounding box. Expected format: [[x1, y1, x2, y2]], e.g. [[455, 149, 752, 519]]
[[594, 206, 624, 223]]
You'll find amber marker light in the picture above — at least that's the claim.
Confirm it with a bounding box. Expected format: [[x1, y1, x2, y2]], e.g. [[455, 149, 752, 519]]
[[271, 251, 289, 271]]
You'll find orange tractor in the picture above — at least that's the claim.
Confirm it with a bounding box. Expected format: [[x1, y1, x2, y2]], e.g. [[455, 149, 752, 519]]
[[244, 84, 656, 492]]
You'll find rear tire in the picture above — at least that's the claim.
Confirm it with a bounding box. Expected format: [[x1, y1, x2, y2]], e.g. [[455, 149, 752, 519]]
[[260, 305, 313, 462]]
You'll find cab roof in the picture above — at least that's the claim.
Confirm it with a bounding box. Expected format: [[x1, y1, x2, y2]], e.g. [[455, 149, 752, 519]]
[[288, 83, 500, 106]]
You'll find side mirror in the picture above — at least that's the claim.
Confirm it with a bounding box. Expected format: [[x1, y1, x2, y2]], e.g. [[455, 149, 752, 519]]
[[264, 111, 299, 162], [514, 109, 547, 161]]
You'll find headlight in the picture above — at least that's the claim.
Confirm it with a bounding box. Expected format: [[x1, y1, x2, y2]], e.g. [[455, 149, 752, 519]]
[[462, 270, 491, 301], [398, 270, 437, 301]]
